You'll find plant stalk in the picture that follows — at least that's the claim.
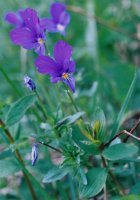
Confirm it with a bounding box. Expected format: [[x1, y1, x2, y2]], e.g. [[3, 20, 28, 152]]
[[0, 119, 38, 200], [34, 90, 48, 120], [38, 141, 62, 153], [101, 156, 125, 196]]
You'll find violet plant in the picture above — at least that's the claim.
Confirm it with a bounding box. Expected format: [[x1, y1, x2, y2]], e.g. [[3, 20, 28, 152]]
[[0, 1, 140, 200]]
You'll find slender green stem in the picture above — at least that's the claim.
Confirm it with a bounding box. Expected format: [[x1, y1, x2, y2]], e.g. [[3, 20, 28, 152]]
[[63, 83, 79, 112], [63, 83, 93, 137], [44, 43, 49, 55], [38, 141, 62, 153], [0, 119, 38, 200], [40, 84, 54, 111], [34, 90, 48, 120], [0, 66, 21, 96], [54, 84, 65, 115]]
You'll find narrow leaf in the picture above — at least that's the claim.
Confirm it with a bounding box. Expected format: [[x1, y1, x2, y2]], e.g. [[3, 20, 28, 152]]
[[110, 71, 137, 139], [56, 112, 85, 128], [43, 167, 70, 183], [5, 94, 36, 126]]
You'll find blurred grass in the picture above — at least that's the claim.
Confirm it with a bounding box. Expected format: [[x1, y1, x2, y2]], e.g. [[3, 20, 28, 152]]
[[0, 0, 140, 199]]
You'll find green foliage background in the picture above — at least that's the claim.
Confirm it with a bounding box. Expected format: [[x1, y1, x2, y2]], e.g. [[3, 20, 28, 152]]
[[0, 0, 140, 199]]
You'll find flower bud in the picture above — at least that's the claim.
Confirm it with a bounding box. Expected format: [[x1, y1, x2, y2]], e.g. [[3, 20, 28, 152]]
[[31, 144, 38, 166], [24, 75, 36, 91]]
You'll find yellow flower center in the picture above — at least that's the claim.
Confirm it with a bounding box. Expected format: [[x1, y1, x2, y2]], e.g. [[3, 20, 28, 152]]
[[62, 73, 69, 79], [38, 38, 43, 45]]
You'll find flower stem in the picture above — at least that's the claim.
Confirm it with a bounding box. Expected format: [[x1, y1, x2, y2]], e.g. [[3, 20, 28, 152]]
[[66, 87, 79, 112], [44, 43, 49, 55], [34, 90, 48, 120], [101, 156, 125, 196], [0, 119, 38, 200], [38, 141, 62, 153], [64, 84, 92, 138]]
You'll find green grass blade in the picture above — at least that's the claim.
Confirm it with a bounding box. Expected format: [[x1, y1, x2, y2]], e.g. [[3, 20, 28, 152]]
[[110, 70, 137, 139], [16, 159, 54, 200]]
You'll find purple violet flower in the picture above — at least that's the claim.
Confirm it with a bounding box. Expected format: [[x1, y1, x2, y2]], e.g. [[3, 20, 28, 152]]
[[5, 8, 47, 30], [5, 10, 25, 28], [31, 144, 39, 166], [43, 3, 70, 36], [35, 40, 76, 93], [9, 8, 46, 55], [24, 75, 36, 91]]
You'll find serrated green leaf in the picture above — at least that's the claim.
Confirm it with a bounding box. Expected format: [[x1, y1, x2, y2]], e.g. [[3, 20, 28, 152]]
[[0, 160, 19, 178], [102, 143, 138, 161], [110, 71, 137, 139], [5, 94, 36, 126], [43, 167, 71, 183], [79, 168, 107, 198]]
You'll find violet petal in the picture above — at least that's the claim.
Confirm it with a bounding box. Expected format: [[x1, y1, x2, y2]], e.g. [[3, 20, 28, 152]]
[[54, 40, 72, 65], [64, 76, 75, 93], [35, 55, 58, 75], [5, 12, 22, 26], [10, 27, 36, 49], [64, 60, 76, 74], [50, 2, 66, 23]]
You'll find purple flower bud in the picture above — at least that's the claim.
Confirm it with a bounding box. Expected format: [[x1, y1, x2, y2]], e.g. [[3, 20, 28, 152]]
[[31, 144, 38, 166], [24, 75, 36, 91]]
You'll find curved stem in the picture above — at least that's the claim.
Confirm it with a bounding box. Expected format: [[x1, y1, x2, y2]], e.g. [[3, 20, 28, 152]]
[[104, 119, 140, 147], [123, 119, 140, 142], [0, 119, 38, 200], [63, 83, 93, 136], [64, 85, 79, 112], [38, 141, 62, 153]]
